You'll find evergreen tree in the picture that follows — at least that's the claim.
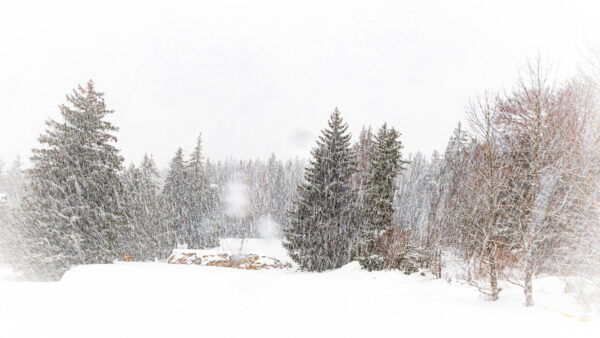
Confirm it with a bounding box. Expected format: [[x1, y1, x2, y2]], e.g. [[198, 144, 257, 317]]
[[162, 148, 187, 247], [121, 154, 167, 260], [138, 154, 171, 257], [266, 153, 286, 225], [351, 126, 375, 258], [359, 123, 406, 271], [162, 138, 218, 250], [351, 126, 375, 189], [185, 134, 218, 248], [17, 80, 126, 280], [284, 108, 358, 271]]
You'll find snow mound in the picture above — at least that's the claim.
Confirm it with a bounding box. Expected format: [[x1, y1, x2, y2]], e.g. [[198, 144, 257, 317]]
[[3, 258, 599, 337], [333, 261, 363, 273]]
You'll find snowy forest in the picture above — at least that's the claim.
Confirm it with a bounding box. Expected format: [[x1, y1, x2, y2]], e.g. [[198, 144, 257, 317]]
[[1, 59, 600, 312]]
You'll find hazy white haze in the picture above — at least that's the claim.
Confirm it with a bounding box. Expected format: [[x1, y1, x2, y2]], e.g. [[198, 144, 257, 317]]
[[1, 0, 599, 166]]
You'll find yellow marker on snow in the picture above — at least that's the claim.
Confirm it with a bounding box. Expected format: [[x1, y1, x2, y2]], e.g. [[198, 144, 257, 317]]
[[561, 313, 591, 322]]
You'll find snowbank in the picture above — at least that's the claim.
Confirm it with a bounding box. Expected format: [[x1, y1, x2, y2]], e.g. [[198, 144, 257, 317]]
[[0, 242, 597, 338]]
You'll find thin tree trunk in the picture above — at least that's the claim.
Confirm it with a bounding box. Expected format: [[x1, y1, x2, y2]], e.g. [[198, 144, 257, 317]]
[[435, 249, 442, 279], [524, 259, 534, 306], [490, 257, 499, 301]]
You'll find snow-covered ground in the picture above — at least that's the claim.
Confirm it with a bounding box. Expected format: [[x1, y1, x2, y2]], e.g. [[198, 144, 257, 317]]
[[0, 239, 597, 338]]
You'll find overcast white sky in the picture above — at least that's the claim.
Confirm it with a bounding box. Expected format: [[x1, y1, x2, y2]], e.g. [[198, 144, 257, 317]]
[[1, 0, 599, 168]]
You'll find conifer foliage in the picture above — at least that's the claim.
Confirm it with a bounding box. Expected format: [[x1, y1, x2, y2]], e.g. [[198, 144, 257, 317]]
[[284, 108, 358, 271], [17, 81, 127, 280], [161, 135, 219, 251], [185, 135, 218, 248], [358, 124, 406, 271], [162, 147, 189, 247], [122, 154, 166, 260]]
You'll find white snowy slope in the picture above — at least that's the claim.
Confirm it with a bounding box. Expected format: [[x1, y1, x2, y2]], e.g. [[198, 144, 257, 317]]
[[0, 240, 597, 338]]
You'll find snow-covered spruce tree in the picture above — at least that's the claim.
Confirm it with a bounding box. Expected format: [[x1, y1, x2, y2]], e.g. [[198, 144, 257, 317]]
[[138, 154, 169, 257], [358, 123, 406, 271], [185, 134, 218, 248], [121, 154, 167, 260], [161, 138, 218, 250], [17, 81, 127, 280], [350, 126, 375, 258], [284, 108, 358, 271], [351, 126, 375, 190], [162, 148, 187, 248], [266, 153, 288, 226], [280, 158, 305, 231]]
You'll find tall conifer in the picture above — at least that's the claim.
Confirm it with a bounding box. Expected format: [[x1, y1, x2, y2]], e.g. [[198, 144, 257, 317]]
[[18, 81, 126, 280], [284, 108, 358, 271], [359, 123, 406, 271]]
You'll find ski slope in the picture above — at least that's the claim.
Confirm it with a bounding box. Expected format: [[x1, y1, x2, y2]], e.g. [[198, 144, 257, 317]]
[[0, 239, 596, 338]]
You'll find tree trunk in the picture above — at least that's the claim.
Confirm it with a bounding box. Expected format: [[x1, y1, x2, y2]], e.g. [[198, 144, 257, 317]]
[[524, 261, 534, 306], [435, 249, 442, 279], [490, 259, 499, 301]]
